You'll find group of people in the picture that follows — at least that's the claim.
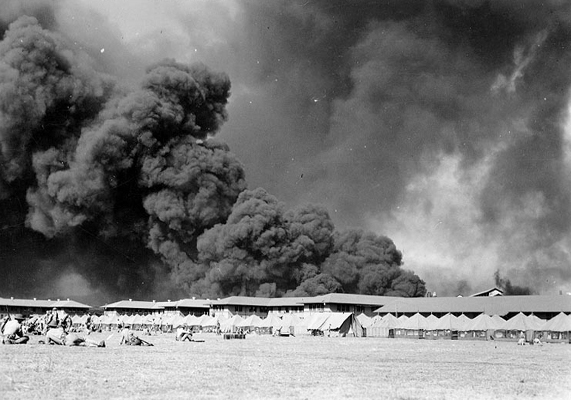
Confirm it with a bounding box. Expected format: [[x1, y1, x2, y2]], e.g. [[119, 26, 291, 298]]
[[517, 331, 543, 346], [1, 307, 105, 347], [2, 310, 211, 347]]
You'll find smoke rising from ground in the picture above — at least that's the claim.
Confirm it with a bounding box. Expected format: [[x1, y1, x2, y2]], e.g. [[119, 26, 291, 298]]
[[169, 0, 570, 296], [0, 1, 426, 303], [2, 0, 571, 301]]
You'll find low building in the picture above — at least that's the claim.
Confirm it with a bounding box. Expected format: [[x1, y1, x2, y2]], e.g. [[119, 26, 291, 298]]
[[209, 296, 271, 318], [102, 299, 164, 316], [267, 297, 305, 315], [303, 293, 402, 316], [469, 287, 504, 297], [374, 294, 571, 320], [0, 297, 91, 316], [161, 298, 210, 316]]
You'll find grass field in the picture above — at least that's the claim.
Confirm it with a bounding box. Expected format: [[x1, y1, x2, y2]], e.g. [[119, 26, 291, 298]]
[[1, 332, 570, 400]]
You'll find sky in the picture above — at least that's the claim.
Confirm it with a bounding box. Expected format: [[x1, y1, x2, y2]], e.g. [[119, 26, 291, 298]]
[[1, 0, 571, 300]]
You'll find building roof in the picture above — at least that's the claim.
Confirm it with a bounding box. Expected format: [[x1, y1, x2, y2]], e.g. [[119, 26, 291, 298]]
[[0, 297, 91, 309], [209, 296, 272, 307], [469, 287, 504, 297], [267, 297, 306, 307], [374, 295, 571, 316], [103, 300, 164, 310], [302, 293, 402, 306], [155, 300, 178, 308], [173, 299, 211, 308]]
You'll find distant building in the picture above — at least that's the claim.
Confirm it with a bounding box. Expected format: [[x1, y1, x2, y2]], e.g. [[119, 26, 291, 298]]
[[374, 294, 571, 320], [210, 296, 270, 318], [102, 299, 164, 316], [159, 298, 210, 316], [302, 293, 401, 316], [470, 287, 504, 297], [0, 297, 90, 316]]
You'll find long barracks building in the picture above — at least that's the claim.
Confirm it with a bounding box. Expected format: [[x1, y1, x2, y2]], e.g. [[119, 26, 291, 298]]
[[2, 292, 571, 320]]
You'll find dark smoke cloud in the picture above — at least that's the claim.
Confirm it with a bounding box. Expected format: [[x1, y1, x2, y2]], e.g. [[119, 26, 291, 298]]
[[198, 0, 571, 295], [3, 0, 571, 302], [192, 187, 423, 298], [0, 11, 246, 303], [0, 2, 424, 303], [494, 269, 534, 296]]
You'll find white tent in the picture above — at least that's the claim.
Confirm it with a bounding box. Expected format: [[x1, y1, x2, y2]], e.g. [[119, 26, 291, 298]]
[[398, 313, 428, 330], [258, 314, 282, 329], [367, 314, 399, 337], [220, 315, 243, 333], [502, 312, 545, 331], [306, 313, 331, 331], [277, 313, 303, 335], [237, 315, 262, 328], [356, 313, 373, 328], [464, 314, 504, 331], [543, 313, 571, 332], [324, 313, 364, 337], [201, 314, 226, 327]]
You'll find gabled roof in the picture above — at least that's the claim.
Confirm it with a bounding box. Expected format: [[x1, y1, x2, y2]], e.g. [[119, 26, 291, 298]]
[[469, 287, 504, 297], [374, 295, 571, 316], [0, 297, 91, 309], [302, 293, 402, 306], [103, 300, 164, 310]]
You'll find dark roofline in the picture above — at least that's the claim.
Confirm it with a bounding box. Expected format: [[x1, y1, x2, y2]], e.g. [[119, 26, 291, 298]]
[[469, 287, 504, 297]]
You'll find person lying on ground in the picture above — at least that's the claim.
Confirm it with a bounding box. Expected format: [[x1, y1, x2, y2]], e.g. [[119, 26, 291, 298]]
[[120, 328, 153, 346], [43, 328, 105, 347], [2, 314, 30, 344], [64, 332, 105, 347]]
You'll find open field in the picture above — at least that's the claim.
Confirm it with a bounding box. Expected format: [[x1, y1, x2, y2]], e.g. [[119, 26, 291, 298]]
[[1, 332, 571, 400]]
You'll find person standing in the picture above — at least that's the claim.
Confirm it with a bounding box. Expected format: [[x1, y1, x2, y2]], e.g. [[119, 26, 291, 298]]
[[46, 308, 59, 329]]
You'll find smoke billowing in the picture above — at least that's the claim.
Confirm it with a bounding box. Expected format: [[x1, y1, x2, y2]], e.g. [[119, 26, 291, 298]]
[[0, 1, 426, 303], [2, 0, 571, 302], [494, 270, 534, 296]]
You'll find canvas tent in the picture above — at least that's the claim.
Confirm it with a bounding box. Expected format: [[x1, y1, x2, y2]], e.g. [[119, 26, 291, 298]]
[[306, 313, 331, 334], [237, 315, 262, 330], [276, 313, 303, 336], [543, 312, 571, 332], [465, 313, 504, 331], [306, 313, 364, 337], [502, 312, 545, 331], [326, 313, 364, 337], [220, 315, 243, 333], [356, 313, 373, 328]]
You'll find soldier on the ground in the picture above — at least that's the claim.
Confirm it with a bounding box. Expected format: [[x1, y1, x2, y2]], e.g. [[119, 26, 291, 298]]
[[120, 327, 153, 346], [176, 325, 193, 341], [2, 314, 30, 344]]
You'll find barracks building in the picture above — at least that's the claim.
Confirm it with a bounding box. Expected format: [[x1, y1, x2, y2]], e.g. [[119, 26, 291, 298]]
[[2, 289, 571, 320]]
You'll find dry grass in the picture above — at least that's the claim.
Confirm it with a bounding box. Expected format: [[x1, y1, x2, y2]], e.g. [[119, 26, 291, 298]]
[[1, 332, 570, 400]]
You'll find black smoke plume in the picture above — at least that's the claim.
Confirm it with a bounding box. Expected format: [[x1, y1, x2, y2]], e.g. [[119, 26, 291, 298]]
[[0, 8, 425, 302], [494, 270, 534, 296], [0, 15, 245, 303], [194, 188, 424, 298]]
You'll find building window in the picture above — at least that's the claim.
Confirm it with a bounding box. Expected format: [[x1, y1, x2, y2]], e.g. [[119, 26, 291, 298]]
[[337, 304, 350, 312]]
